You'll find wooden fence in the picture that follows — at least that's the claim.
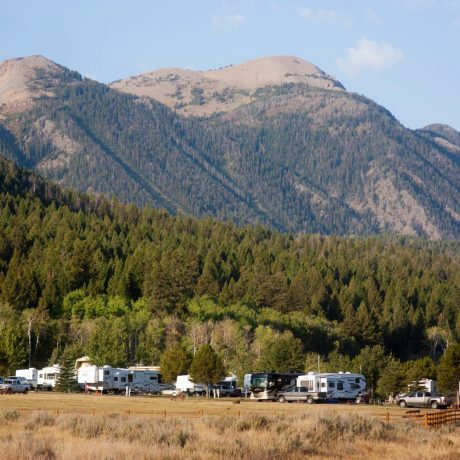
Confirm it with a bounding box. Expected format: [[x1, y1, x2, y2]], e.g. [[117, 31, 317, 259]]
[[395, 408, 460, 428]]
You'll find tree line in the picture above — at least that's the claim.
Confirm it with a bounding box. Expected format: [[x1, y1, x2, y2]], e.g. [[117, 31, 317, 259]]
[[0, 156, 459, 395]]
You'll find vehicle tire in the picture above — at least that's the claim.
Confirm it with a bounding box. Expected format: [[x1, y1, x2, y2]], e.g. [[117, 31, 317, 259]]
[[431, 401, 439, 409], [306, 396, 314, 404], [399, 400, 407, 408], [277, 395, 286, 403], [23, 388, 28, 395], [6, 388, 12, 395]]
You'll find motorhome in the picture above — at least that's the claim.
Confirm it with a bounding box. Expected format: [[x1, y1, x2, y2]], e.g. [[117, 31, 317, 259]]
[[15, 368, 38, 389], [37, 365, 60, 390], [250, 372, 302, 400], [296, 372, 368, 402]]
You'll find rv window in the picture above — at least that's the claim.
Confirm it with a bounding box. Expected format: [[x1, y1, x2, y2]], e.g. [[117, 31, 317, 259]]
[[121, 377, 126, 382], [114, 377, 118, 382], [128, 374, 133, 382], [337, 382, 344, 391], [104, 370, 110, 376], [355, 378, 360, 383], [328, 382, 335, 388], [39, 374, 43, 378], [150, 376, 157, 381], [321, 382, 326, 388]]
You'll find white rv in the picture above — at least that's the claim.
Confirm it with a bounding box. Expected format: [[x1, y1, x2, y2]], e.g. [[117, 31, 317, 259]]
[[15, 368, 38, 389], [296, 372, 369, 402], [78, 365, 133, 393], [78, 365, 162, 394], [37, 365, 60, 390], [408, 379, 438, 395], [175, 375, 206, 395]]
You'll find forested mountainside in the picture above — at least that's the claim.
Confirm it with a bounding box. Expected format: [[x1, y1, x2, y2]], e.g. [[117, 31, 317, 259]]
[[0, 55, 459, 238], [0, 156, 459, 391]]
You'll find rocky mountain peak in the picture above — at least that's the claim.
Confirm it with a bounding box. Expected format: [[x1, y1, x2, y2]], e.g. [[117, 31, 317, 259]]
[[0, 55, 81, 114], [110, 55, 345, 116]]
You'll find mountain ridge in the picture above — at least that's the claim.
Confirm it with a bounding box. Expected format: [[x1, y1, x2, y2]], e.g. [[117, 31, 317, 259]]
[[0, 54, 459, 239], [110, 55, 345, 117]]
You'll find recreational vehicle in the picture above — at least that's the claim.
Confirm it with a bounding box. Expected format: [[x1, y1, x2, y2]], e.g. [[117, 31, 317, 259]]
[[37, 365, 60, 390], [77, 365, 162, 394], [250, 372, 302, 400], [296, 372, 368, 402], [15, 368, 38, 389], [175, 375, 206, 395]]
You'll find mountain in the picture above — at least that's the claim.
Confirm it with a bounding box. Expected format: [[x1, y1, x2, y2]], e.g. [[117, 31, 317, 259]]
[[0, 55, 459, 239], [110, 56, 345, 117], [418, 124, 460, 154]]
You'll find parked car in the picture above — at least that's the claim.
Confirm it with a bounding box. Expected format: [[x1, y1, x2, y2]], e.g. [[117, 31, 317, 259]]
[[209, 384, 242, 397], [0, 378, 30, 394], [159, 384, 179, 396], [396, 391, 451, 409], [276, 385, 321, 404]]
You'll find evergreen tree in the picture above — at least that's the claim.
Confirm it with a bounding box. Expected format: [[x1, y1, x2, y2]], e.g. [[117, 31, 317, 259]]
[[189, 344, 225, 397], [437, 343, 460, 394], [55, 348, 78, 392], [160, 343, 192, 383]]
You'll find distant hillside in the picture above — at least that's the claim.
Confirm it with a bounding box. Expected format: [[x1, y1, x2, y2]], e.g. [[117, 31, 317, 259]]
[[0, 55, 459, 239], [0, 154, 459, 373]]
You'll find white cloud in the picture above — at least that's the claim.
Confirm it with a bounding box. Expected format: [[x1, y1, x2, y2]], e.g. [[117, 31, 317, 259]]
[[336, 38, 405, 78], [212, 14, 246, 30], [300, 8, 352, 26]]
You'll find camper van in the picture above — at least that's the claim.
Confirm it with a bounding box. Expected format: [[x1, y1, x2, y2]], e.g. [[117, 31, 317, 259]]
[[296, 372, 369, 402]]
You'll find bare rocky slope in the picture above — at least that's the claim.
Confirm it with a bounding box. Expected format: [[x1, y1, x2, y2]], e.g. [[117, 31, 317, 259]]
[[0, 55, 459, 239], [110, 56, 344, 117]]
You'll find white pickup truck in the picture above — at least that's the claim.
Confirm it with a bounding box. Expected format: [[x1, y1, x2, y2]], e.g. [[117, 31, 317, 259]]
[[0, 377, 30, 394], [396, 391, 451, 409]]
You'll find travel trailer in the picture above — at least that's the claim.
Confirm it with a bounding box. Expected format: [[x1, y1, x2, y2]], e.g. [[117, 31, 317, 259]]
[[77, 364, 161, 393], [296, 372, 368, 402], [15, 368, 38, 389], [175, 375, 206, 395], [37, 365, 60, 390]]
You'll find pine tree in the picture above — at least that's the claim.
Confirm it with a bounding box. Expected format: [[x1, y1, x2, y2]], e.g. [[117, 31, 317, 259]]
[[55, 349, 78, 392], [189, 344, 225, 397], [160, 343, 192, 384], [437, 343, 460, 394]]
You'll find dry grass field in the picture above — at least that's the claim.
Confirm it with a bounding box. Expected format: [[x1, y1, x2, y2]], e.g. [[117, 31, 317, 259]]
[[1, 393, 459, 459]]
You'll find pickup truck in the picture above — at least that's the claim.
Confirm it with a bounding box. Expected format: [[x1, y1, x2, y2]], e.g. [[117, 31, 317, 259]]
[[276, 385, 326, 404], [0, 378, 30, 394], [396, 391, 451, 409]]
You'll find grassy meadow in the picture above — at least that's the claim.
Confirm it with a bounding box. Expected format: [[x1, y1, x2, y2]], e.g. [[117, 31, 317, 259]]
[[0, 393, 459, 459]]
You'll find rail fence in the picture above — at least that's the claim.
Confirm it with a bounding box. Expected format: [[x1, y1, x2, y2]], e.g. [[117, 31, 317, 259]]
[[383, 408, 460, 428]]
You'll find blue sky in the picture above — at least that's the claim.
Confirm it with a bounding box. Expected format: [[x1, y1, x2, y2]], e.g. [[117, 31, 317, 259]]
[[2, 0, 459, 130]]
